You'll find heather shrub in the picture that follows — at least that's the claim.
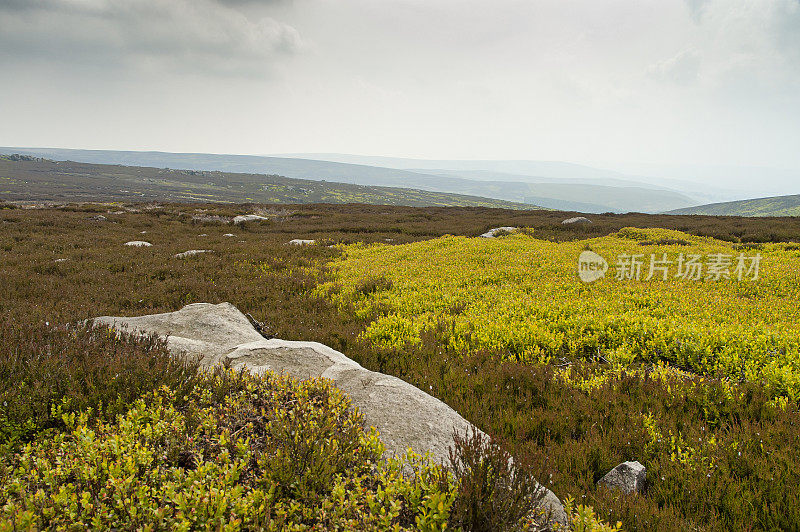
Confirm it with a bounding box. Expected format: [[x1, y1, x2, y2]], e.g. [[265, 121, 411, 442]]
[[447, 429, 546, 531], [0, 319, 199, 452]]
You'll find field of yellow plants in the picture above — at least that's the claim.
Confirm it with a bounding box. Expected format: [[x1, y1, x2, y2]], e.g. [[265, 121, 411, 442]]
[[317, 227, 800, 400]]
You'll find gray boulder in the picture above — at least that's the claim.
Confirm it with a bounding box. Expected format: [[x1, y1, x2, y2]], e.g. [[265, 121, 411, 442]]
[[174, 249, 213, 259], [480, 226, 517, 238], [562, 216, 592, 225], [232, 214, 269, 225], [124, 241, 152, 247], [93, 302, 566, 525], [597, 461, 646, 494]]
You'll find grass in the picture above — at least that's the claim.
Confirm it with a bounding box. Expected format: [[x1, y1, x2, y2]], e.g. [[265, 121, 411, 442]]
[[1, 202, 799, 530]]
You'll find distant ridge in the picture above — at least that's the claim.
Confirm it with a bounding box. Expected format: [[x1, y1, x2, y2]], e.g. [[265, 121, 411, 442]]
[[667, 194, 800, 217], [0, 156, 539, 209], [0, 147, 697, 213]]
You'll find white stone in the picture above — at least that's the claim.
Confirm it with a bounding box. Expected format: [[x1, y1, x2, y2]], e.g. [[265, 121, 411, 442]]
[[124, 241, 152, 247], [288, 239, 316, 246], [232, 214, 270, 225], [562, 217, 592, 225], [479, 227, 517, 238], [174, 249, 213, 259]]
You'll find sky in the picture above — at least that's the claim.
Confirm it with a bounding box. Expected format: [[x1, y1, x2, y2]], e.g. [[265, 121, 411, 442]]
[[1, 0, 800, 171]]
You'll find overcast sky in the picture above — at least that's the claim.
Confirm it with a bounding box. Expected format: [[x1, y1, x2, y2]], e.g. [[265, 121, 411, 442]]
[[1, 0, 799, 170]]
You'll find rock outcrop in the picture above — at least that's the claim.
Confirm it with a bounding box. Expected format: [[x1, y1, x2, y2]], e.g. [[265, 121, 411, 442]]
[[562, 216, 592, 225], [288, 239, 315, 245], [93, 302, 566, 525], [597, 461, 646, 494], [124, 241, 152, 247]]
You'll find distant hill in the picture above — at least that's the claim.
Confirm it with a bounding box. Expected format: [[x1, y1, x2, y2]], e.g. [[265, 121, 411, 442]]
[[667, 194, 800, 217], [0, 147, 698, 213], [0, 156, 537, 209]]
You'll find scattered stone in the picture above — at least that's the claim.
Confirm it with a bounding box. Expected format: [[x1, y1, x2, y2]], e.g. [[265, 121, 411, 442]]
[[198, 234, 208, 237], [288, 239, 315, 246], [192, 214, 230, 224], [223, 233, 235, 237], [124, 241, 152, 247], [93, 302, 567, 526], [479, 226, 517, 238], [233, 214, 270, 225], [54, 258, 68, 263], [597, 461, 646, 494], [174, 249, 213, 259], [91, 215, 107, 222], [140, 231, 147, 234], [562, 217, 592, 225]]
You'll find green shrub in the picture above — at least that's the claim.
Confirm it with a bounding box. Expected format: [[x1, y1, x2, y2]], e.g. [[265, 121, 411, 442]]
[[0, 369, 458, 531]]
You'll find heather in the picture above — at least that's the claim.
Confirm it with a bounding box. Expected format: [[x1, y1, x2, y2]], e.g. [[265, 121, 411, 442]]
[[1, 202, 799, 530]]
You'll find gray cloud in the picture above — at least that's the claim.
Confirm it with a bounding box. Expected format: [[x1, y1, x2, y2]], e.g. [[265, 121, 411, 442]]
[[0, 0, 304, 76]]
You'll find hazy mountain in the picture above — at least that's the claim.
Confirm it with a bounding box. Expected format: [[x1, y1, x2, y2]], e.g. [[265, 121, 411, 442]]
[[282, 153, 768, 204], [667, 194, 800, 217], [0, 147, 697, 213]]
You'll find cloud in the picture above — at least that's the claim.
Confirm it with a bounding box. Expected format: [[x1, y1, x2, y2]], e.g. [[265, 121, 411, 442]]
[[647, 49, 702, 85], [0, 0, 304, 77]]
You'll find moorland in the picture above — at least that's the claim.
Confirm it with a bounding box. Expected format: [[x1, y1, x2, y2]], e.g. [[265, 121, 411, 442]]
[[1, 202, 799, 530]]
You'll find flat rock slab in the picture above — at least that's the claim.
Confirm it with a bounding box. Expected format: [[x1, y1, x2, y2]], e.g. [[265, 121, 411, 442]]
[[93, 302, 565, 524], [233, 214, 269, 225], [562, 216, 592, 225], [174, 250, 213, 259], [480, 226, 517, 238], [124, 241, 152, 247]]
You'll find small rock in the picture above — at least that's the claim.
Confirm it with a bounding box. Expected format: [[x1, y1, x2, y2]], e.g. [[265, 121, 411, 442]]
[[140, 231, 147, 234], [124, 241, 152, 247], [174, 249, 212, 259], [198, 234, 208, 237], [597, 461, 646, 494], [479, 227, 517, 238], [223, 233, 235, 237], [288, 239, 315, 246], [562, 216, 592, 225], [233, 214, 269, 225], [91, 215, 107, 222], [54, 258, 68, 263]]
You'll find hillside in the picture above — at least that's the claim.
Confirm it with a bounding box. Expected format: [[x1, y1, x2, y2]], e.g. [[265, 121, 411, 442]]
[[667, 194, 800, 217], [0, 147, 698, 213], [0, 156, 535, 209]]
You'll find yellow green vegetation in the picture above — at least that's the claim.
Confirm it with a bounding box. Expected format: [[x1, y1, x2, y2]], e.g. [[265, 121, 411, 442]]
[[0, 369, 457, 531], [317, 228, 800, 399]]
